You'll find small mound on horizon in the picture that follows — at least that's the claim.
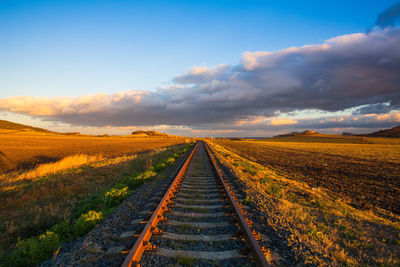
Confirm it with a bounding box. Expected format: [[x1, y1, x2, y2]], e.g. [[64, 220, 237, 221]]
[[274, 129, 318, 138], [131, 130, 168, 137]]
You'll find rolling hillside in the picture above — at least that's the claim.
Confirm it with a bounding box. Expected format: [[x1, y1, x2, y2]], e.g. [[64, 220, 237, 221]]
[[0, 119, 52, 133], [362, 125, 400, 138]]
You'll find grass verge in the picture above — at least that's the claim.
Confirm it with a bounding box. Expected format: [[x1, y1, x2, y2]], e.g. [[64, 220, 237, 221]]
[[0, 143, 193, 266]]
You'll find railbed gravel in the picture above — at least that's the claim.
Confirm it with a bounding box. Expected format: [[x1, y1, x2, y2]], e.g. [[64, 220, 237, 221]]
[[152, 238, 245, 252], [157, 222, 238, 236], [139, 253, 254, 267], [166, 214, 230, 223], [171, 206, 228, 214]]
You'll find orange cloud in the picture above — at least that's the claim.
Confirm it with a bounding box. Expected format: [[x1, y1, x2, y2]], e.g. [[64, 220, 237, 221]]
[[268, 118, 298, 126]]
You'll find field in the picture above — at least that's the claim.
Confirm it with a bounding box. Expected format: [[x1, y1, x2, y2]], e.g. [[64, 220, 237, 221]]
[[0, 131, 192, 264], [216, 138, 400, 214], [210, 137, 400, 265], [0, 131, 188, 172]]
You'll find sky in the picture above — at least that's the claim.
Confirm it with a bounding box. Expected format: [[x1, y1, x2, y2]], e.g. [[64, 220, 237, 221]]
[[0, 0, 400, 136]]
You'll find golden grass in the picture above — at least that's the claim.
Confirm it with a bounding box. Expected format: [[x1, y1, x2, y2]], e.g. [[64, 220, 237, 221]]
[[16, 154, 103, 181], [208, 140, 400, 265], [0, 143, 190, 258], [0, 132, 189, 173]]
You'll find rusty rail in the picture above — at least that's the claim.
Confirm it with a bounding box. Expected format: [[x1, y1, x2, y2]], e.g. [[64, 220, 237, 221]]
[[121, 141, 269, 267], [121, 141, 200, 267], [204, 142, 270, 267]]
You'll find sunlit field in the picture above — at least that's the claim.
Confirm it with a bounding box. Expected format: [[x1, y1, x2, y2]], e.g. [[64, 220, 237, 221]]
[[216, 138, 400, 213], [0, 130, 192, 264], [210, 137, 400, 265], [0, 131, 187, 173]]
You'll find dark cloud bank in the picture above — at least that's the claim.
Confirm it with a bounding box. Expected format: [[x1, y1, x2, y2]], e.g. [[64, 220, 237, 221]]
[[1, 27, 400, 132]]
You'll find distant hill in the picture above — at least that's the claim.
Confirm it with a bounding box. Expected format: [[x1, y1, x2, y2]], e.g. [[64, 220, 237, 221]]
[[341, 126, 400, 138], [0, 119, 52, 133], [361, 125, 400, 138], [131, 130, 168, 137], [274, 130, 318, 138]]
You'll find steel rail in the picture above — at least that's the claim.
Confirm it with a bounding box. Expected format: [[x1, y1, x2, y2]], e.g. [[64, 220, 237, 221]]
[[121, 140, 269, 267], [204, 142, 270, 267], [121, 141, 200, 267]]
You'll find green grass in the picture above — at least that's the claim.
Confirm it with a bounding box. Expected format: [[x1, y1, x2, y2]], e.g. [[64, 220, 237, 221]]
[[8, 231, 59, 266], [74, 210, 103, 236]]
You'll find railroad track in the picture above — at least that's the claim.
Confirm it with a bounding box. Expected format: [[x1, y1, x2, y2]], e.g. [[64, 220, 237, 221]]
[[121, 141, 269, 266]]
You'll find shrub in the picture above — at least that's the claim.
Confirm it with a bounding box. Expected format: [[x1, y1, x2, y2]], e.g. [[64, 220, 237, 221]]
[[166, 157, 175, 164], [267, 183, 283, 198], [153, 162, 167, 171], [103, 187, 130, 207], [75, 210, 103, 236], [139, 169, 157, 180], [10, 231, 60, 266], [125, 169, 157, 189], [51, 219, 73, 240]]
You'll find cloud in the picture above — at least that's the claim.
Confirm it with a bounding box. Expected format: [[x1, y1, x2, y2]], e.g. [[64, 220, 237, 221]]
[[268, 118, 298, 126], [201, 111, 400, 133], [1, 27, 400, 134], [352, 102, 393, 115], [376, 2, 400, 28], [174, 64, 229, 84]]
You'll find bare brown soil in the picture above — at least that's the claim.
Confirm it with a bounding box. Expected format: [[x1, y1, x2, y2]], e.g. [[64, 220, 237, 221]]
[[209, 140, 400, 265], [216, 140, 400, 214]]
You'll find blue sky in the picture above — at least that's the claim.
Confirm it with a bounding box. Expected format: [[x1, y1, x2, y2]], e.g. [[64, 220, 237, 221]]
[[0, 0, 396, 97], [0, 0, 399, 136]]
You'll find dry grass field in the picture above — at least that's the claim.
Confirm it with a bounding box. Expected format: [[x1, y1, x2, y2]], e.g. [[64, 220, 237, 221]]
[[0, 128, 192, 264], [0, 143, 193, 264], [0, 130, 187, 173], [210, 137, 400, 265]]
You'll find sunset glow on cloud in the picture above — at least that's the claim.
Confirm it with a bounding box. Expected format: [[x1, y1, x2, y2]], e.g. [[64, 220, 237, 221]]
[[1, 1, 399, 136], [1, 26, 400, 136]]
